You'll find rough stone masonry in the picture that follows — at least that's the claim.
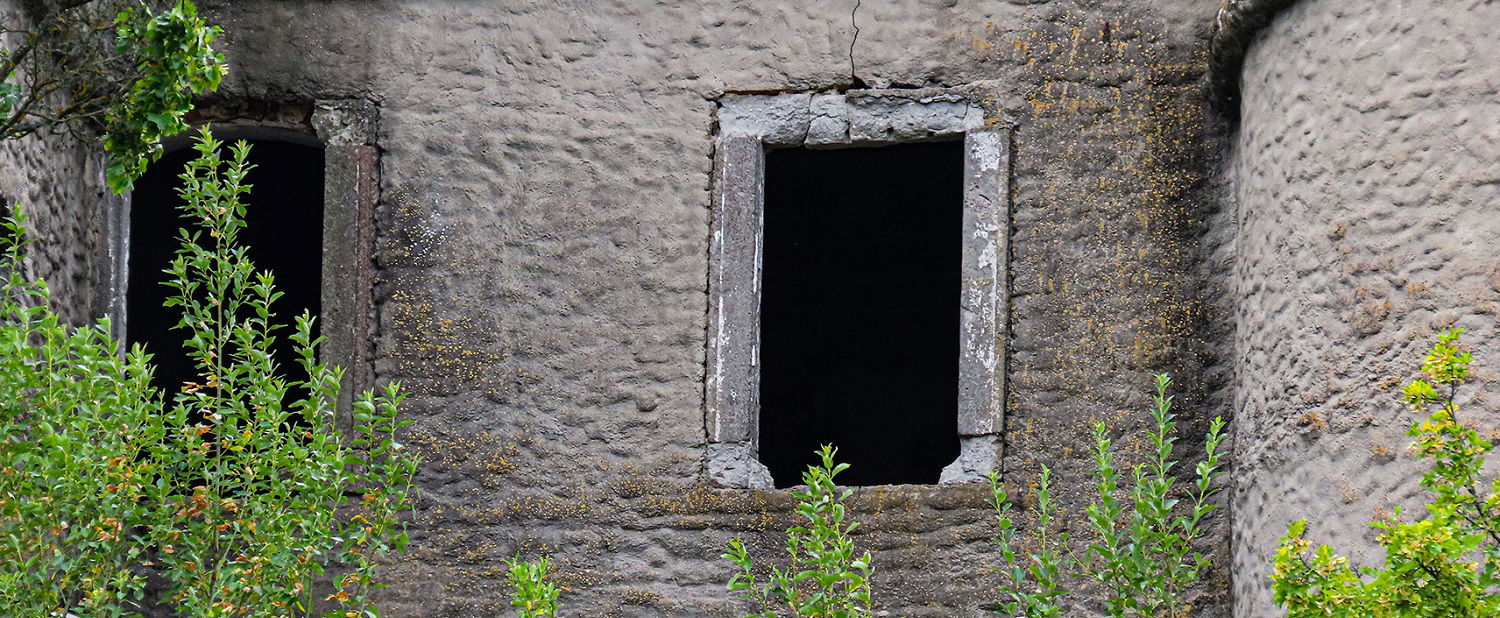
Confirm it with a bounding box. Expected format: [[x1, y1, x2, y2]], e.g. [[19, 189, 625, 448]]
[[2, 0, 1497, 616]]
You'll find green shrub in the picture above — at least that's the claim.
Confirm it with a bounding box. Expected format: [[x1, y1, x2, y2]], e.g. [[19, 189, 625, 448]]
[[1271, 328, 1499, 616], [0, 209, 160, 615], [0, 128, 418, 617], [1080, 375, 1226, 617], [723, 445, 875, 617], [993, 375, 1226, 617], [989, 464, 1068, 617], [504, 554, 560, 617]]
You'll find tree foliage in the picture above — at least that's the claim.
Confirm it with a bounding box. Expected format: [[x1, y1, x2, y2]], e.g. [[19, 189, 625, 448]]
[[992, 375, 1226, 617], [1080, 375, 1226, 617], [990, 464, 1068, 617], [504, 554, 561, 618], [0, 0, 225, 193], [0, 207, 157, 614]]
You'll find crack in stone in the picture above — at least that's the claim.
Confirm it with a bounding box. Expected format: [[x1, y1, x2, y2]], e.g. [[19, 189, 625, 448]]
[[848, 0, 861, 86]]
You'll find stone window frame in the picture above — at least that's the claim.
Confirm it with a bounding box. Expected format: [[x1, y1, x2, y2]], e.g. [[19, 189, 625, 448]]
[[705, 89, 1012, 489], [101, 99, 380, 429]]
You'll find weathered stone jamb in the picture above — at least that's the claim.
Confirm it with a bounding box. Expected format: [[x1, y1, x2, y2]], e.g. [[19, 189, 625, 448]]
[[103, 99, 380, 432], [705, 134, 770, 489], [940, 127, 1011, 484], [96, 155, 129, 338], [705, 89, 1012, 488], [312, 99, 380, 433]]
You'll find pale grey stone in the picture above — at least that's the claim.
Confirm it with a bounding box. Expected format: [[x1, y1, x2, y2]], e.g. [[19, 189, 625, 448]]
[[805, 94, 850, 145], [707, 441, 774, 489], [939, 435, 1003, 484], [718, 94, 810, 146]]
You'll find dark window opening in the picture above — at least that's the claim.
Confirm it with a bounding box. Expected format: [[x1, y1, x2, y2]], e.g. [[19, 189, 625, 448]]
[[759, 141, 963, 487], [127, 139, 325, 399]]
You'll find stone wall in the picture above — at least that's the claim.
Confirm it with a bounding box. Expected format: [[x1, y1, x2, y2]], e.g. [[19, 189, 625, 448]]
[[0, 0, 1240, 614], [14, 0, 1500, 614], [1229, 0, 1500, 614], [191, 0, 1233, 615], [0, 0, 113, 327]]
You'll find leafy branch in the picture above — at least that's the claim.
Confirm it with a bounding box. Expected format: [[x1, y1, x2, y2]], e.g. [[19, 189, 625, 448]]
[[1272, 328, 1500, 616], [0, 0, 225, 192], [725, 445, 876, 618]]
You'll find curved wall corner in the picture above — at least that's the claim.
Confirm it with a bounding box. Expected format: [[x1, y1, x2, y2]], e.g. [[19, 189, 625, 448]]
[[1229, 0, 1500, 614]]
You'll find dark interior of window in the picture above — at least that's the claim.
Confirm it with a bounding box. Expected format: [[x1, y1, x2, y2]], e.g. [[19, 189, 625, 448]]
[[127, 139, 325, 398], [759, 141, 963, 487]]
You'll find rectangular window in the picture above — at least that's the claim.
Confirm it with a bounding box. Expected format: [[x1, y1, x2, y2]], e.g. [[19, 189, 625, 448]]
[[706, 91, 1011, 489], [759, 143, 962, 487]]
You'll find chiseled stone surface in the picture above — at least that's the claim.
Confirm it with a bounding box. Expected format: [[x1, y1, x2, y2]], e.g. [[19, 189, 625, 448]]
[[938, 435, 1003, 484], [705, 441, 773, 490], [956, 128, 1008, 441], [1231, 0, 1500, 614], [719, 89, 984, 147]]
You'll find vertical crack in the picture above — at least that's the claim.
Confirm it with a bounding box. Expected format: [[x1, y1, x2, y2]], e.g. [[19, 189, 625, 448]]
[[848, 0, 861, 87]]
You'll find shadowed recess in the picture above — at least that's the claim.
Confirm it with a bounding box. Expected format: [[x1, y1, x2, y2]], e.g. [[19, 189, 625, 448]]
[[127, 140, 325, 397], [759, 141, 962, 487]]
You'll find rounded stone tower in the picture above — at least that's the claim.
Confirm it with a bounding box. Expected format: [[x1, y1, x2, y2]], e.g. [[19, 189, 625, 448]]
[[1216, 0, 1500, 614]]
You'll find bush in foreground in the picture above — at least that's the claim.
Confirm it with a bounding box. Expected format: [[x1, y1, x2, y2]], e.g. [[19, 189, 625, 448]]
[[1273, 328, 1499, 616], [0, 129, 418, 617]]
